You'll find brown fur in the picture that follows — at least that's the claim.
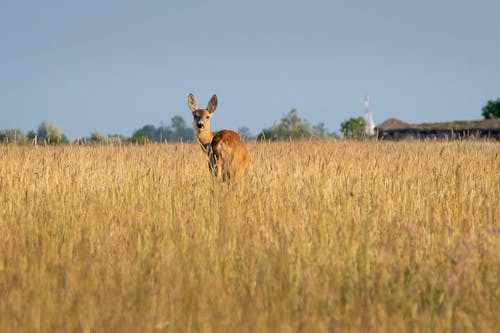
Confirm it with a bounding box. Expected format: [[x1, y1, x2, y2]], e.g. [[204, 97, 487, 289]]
[[188, 93, 250, 181]]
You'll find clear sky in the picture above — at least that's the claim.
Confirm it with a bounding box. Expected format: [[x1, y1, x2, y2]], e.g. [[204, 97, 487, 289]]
[[1, 0, 499, 139]]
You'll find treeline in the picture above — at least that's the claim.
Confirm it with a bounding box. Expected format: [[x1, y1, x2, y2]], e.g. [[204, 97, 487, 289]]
[[1, 109, 340, 145], [0, 116, 195, 145], [0, 122, 70, 145]]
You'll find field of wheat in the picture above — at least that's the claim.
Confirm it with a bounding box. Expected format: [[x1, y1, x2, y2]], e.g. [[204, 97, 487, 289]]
[[0, 140, 498, 332]]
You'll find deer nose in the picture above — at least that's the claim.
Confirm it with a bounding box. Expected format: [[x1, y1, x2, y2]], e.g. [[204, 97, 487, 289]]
[[197, 122, 204, 129]]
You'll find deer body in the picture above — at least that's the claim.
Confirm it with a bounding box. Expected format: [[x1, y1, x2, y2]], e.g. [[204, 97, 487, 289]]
[[188, 93, 250, 181]]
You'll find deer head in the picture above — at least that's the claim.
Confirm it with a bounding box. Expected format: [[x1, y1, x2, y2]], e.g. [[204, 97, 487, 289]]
[[187, 93, 218, 134]]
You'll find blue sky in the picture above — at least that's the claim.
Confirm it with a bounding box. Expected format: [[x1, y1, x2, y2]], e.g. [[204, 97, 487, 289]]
[[1, 0, 499, 139]]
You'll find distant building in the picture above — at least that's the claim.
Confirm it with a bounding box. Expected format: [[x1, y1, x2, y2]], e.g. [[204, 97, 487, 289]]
[[375, 118, 500, 141]]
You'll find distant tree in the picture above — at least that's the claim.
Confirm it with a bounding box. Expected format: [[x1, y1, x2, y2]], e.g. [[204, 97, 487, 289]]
[[90, 130, 106, 143], [171, 116, 186, 134], [37, 121, 63, 144], [237, 127, 253, 141], [340, 117, 366, 139], [169, 115, 193, 141], [257, 128, 277, 141], [133, 124, 159, 142], [157, 125, 174, 142], [280, 108, 311, 139], [312, 122, 329, 139], [0, 129, 28, 144], [131, 132, 150, 144], [27, 130, 36, 144], [257, 109, 312, 141], [481, 98, 500, 119]]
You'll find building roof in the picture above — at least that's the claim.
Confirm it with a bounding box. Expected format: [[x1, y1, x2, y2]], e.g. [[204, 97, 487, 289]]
[[376, 118, 500, 131], [375, 118, 415, 131]]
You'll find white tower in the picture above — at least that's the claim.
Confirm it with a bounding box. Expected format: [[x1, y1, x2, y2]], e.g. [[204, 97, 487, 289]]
[[364, 95, 375, 136]]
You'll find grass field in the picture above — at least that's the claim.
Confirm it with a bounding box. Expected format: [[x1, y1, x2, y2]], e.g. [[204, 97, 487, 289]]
[[0, 141, 498, 332]]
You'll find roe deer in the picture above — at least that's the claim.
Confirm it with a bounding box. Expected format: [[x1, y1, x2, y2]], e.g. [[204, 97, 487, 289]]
[[187, 93, 250, 181]]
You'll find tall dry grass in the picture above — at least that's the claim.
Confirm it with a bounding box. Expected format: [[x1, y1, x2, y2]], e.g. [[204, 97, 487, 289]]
[[0, 141, 498, 332]]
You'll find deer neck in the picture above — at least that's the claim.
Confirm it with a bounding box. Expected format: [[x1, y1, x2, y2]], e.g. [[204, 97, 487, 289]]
[[196, 129, 214, 152]]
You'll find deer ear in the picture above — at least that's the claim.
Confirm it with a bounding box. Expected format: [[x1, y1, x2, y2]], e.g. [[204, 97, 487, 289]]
[[187, 93, 199, 112], [207, 95, 218, 113]]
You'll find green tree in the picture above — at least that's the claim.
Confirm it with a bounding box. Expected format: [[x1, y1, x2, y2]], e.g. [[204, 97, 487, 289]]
[[340, 117, 366, 139], [37, 121, 63, 144], [171, 115, 186, 134], [131, 132, 150, 144], [257, 109, 312, 141], [133, 124, 158, 142], [481, 98, 500, 119], [257, 128, 277, 141], [27, 130, 36, 143], [0, 129, 28, 144], [170, 115, 193, 141], [90, 130, 106, 143]]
